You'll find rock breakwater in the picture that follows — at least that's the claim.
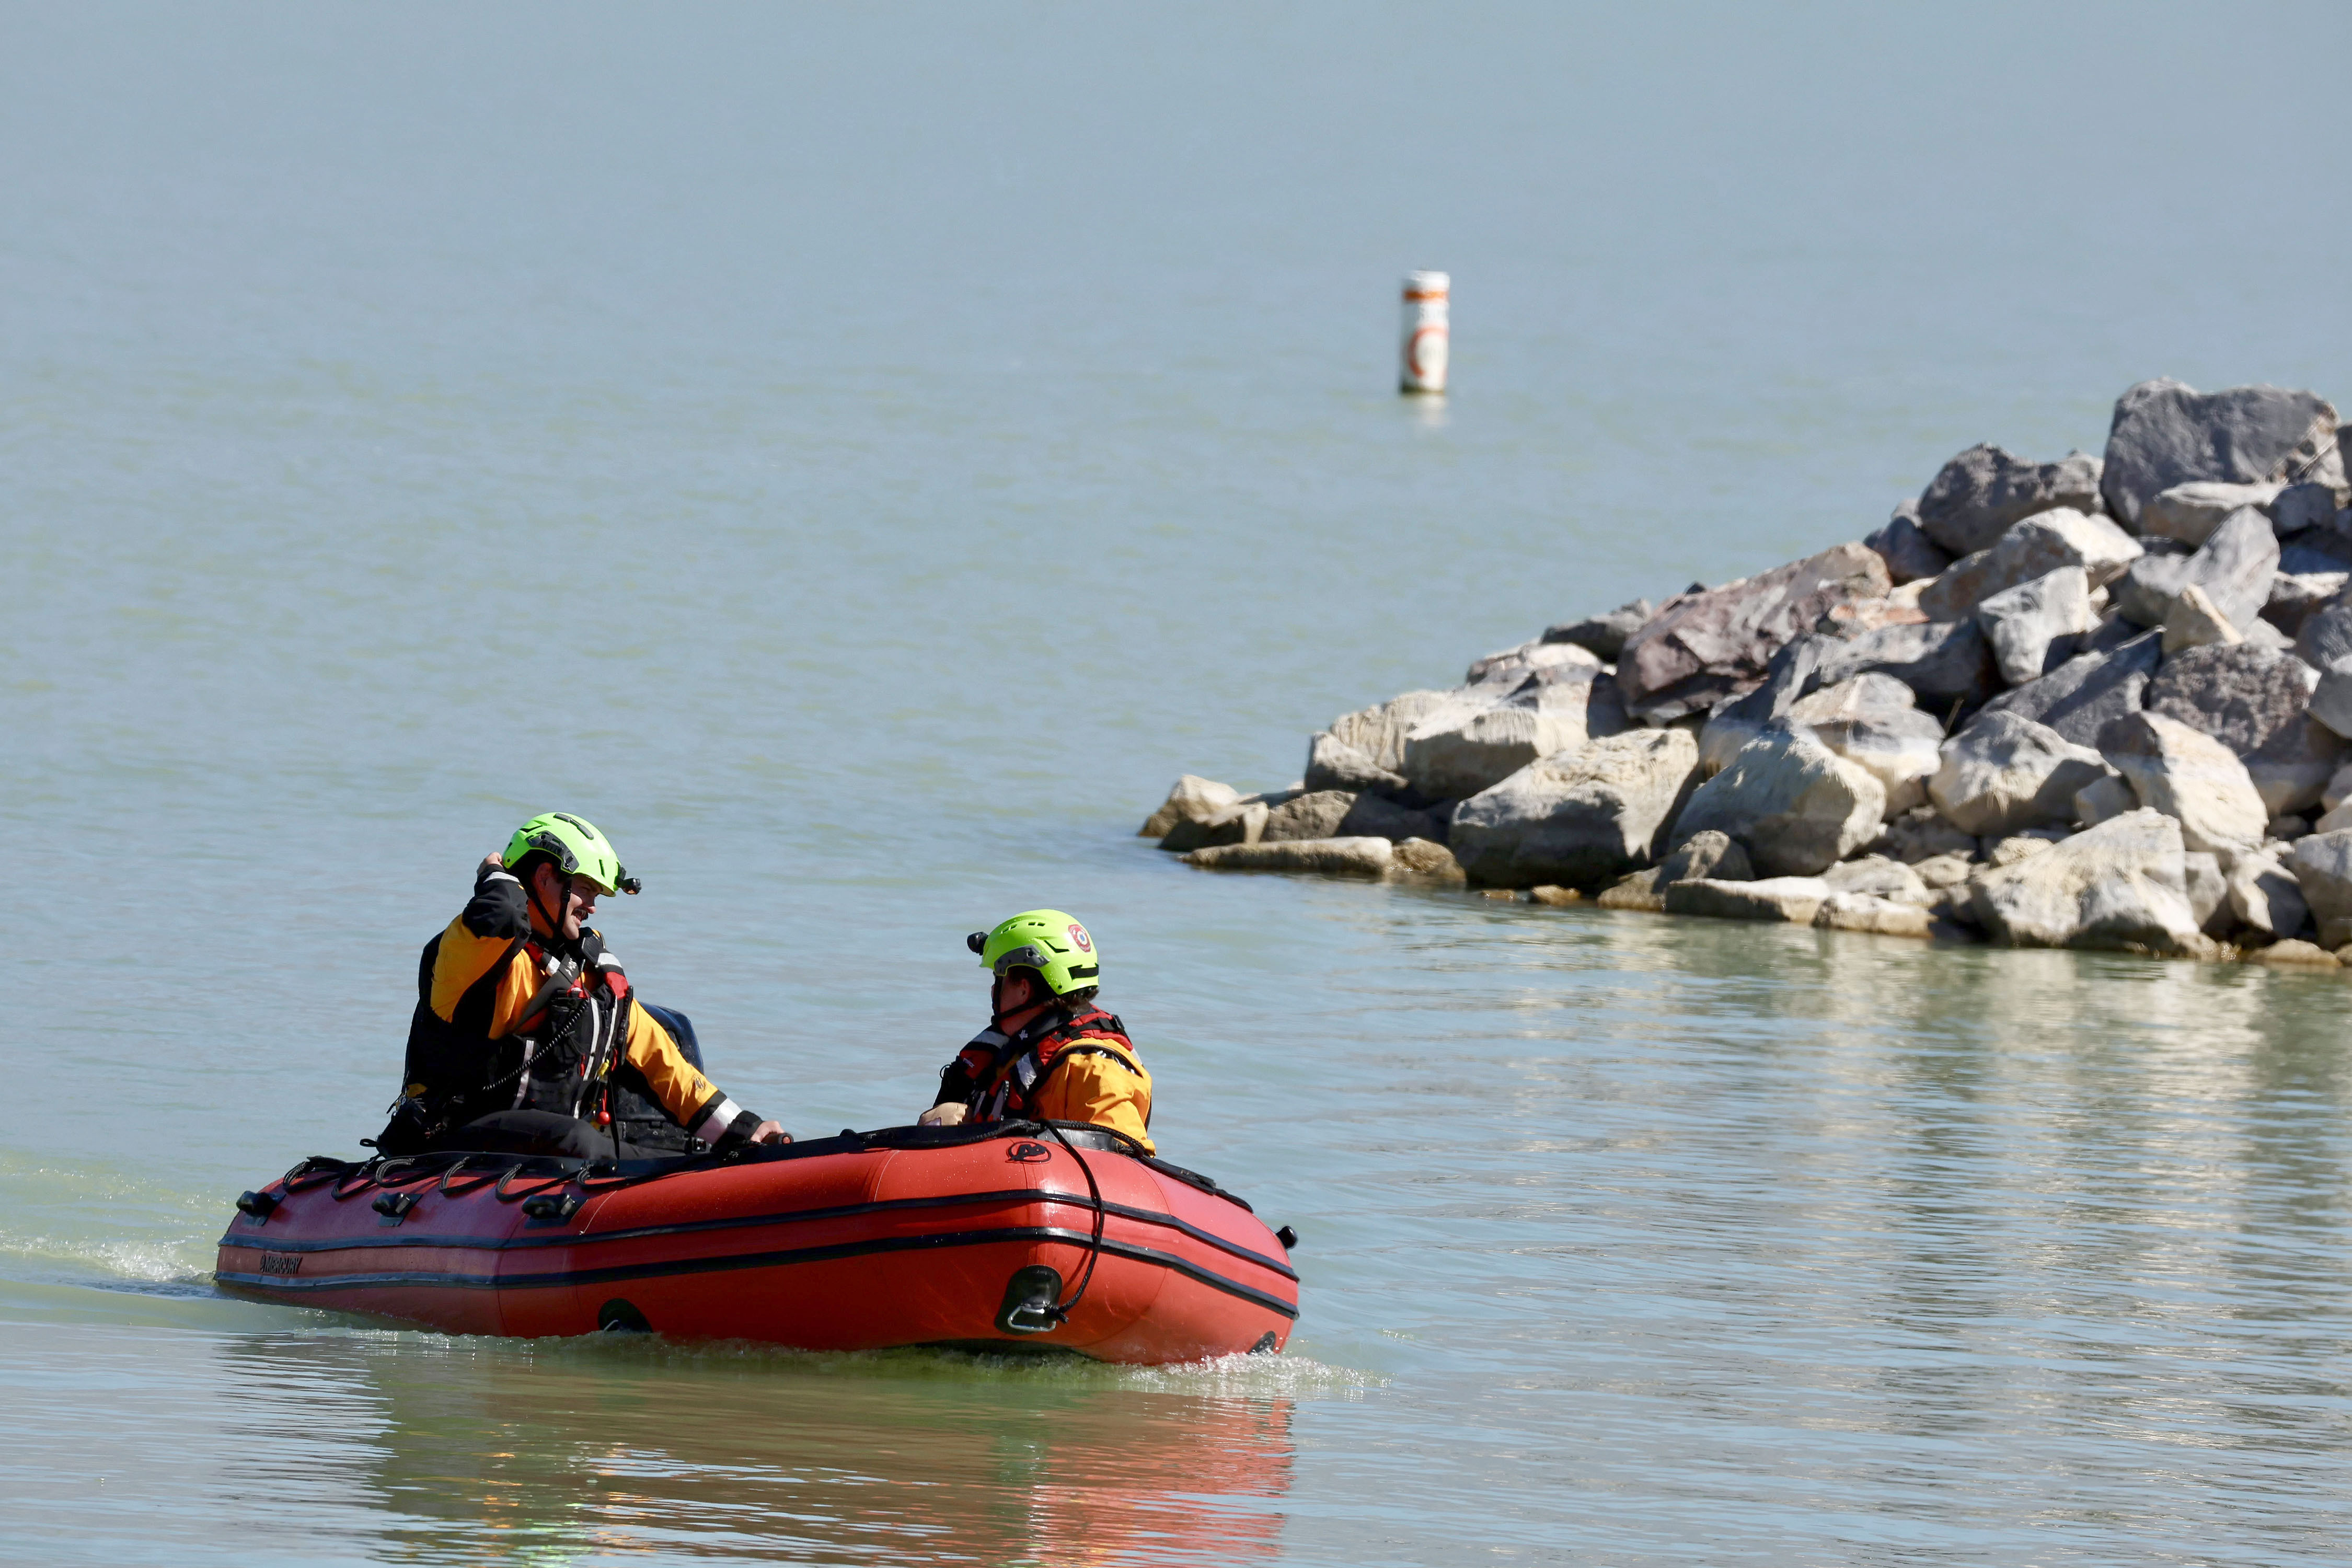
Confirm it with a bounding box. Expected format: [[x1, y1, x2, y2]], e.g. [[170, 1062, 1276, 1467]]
[[1146, 378, 2352, 963]]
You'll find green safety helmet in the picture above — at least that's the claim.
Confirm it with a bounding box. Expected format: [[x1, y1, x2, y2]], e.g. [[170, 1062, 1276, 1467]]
[[501, 812, 640, 896], [967, 909, 1100, 996]]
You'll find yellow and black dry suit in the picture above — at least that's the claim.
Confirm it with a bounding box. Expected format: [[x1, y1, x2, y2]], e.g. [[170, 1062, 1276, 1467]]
[[935, 1004, 1155, 1154], [379, 863, 764, 1156]]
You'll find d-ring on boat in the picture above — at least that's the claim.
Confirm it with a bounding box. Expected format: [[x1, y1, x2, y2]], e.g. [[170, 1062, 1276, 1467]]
[[215, 1121, 1299, 1364]]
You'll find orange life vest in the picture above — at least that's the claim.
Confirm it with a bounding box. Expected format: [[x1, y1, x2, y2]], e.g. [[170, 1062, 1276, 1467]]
[[951, 1006, 1147, 1128]]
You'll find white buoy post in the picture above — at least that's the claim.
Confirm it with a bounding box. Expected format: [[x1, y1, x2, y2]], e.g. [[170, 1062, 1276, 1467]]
[[1399, 271, 1449, 394]]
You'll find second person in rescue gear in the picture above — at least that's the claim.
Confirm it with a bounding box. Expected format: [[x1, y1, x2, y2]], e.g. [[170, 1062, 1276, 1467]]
[[919, 910, 1154, 1154], [377, 812, 788, 1160]]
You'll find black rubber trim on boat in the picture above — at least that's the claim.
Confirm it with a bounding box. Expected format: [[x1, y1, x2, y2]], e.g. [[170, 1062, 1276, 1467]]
[[217, 1223, 1302, 1320], [215, 1185, 1299, 1281]]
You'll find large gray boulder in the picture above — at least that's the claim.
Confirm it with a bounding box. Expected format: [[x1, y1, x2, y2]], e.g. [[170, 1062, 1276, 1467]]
[[2099, 711, 2268, 855], [1915, 444, 2105, 557], [1969, 809, 2204, 954], [1655, 828, 1754, 884], [1929, 710, 2110, 836], [2262, 571, 2347, 638], [1542, 599, 1654, 660], [2281, 529, 2352, 577], [1863, 502, 1953, 585], [2110, 506, 2279, 631], [1304, 731, 1409, 795], [2139, 480, 2286, 546], [1328, 691, 1450, 776], [1807, 619, 2001, 718], [2294, 592, 2352, 673], [1917, 508, 2143, 621], [2271, 483, 2343, 536], [1160, 797, 1271, 852], [1694, 637, 1829, 775], [2100, 379, 2341, 529], [1401, 664, 1623, 801], [1668, 722, 1886, 876], [1261, 790, 1359, 843], [1789, 674, 1945, 815], [1336, 792, 1447, 843], [1975, 566, 2099, 686], [1447, 729, 1701, 890], [2143, 643, 2344, 815], [1614, 543, 1891, 723], [1977, 629, 2162, 747], [2287, 830, 2352, 946]]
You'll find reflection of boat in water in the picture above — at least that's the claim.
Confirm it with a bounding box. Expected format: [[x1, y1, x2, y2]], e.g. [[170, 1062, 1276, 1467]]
[[216, 1122, 1298, 1364], [215, 1331, 1297, 1565]]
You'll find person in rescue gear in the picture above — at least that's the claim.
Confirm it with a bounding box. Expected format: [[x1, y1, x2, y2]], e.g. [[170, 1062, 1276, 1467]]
[[376, 812, 788, 1160], [918, 910, 1154, 1154]]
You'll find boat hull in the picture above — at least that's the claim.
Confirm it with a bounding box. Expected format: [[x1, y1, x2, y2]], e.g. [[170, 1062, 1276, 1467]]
[[216, 1125, 1296, 1364]]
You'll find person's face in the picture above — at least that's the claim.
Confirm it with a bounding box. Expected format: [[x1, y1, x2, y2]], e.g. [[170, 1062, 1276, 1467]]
[[992, 969, 1042, 1017], [531, 862, 602, 937]]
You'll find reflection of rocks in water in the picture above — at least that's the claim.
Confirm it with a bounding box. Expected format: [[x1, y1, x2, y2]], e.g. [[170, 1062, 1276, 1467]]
[[217, 1335, 1293, 1564]]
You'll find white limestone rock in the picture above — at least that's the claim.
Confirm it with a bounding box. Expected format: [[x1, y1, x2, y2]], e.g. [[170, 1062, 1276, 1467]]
[[1401, 665, 1619, 801], [2140, 480, 2287, 546], [1786, 674, 1946, 816], [1917, 508, 2144, 620], [1304, 731, 1408, 796], [1183, 837, 1396, 877], [1976, 565, 2100, 685], [1929, 710, 2111, 837], [2099, 711, 2268, 855], [1328, 691, 1451, 775], [1667, 723, 1887, 877], [2226, 850, 2310, 940], [1969, 809, 2205, 955], [1822, 855, 1933, 906], [1664, 875, 1832, 925], [1447, 729, 1702, 890], [2073, 773, 2138, 829], [1465, 639, 1603, 685], [2160, 583, 2244, 653], [1813, 892, 1933, 937], [2110, 506, 2280, 632], [1142, 775, 1241, 838]]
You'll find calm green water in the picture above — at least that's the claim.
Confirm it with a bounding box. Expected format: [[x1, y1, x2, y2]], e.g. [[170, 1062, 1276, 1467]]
[[5, 5, 2351, 1563]]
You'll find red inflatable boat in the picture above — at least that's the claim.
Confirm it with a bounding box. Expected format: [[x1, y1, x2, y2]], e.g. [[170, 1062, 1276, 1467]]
[[215, 1122, 1298, 1364]]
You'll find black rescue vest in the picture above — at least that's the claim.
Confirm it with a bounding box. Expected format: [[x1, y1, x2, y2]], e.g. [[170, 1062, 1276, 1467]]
[[381, 930, 694, 1155]]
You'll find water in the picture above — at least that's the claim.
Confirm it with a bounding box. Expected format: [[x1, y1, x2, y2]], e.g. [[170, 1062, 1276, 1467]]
[[5, 3, 2351, 1562]]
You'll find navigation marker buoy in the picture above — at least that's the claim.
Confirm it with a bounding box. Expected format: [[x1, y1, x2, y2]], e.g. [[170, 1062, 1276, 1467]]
[[1400, 271, 1449, 395]]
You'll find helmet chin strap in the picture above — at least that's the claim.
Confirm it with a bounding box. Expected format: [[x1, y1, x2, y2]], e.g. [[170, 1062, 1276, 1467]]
[[526, 864, 570, 949], [992, 973, 1061, 1033]]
